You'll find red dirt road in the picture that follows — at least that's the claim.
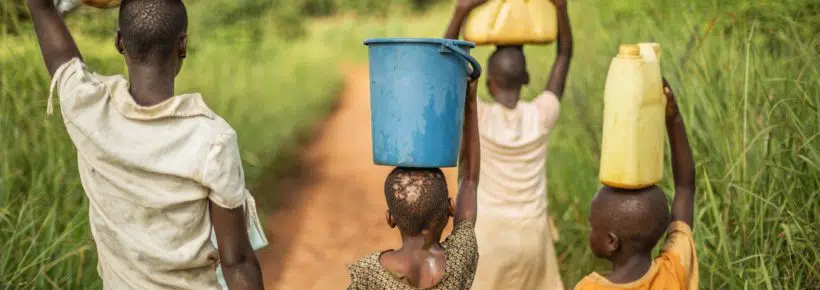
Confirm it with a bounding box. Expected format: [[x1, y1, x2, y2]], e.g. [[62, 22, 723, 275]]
[[258, 65, 458, 290]]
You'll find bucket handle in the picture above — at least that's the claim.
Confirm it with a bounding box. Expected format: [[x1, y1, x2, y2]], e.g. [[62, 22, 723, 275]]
[[441, 40, 482, 80]]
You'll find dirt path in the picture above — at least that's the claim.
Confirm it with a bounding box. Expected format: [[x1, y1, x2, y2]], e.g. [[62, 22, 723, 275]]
[[258, 65, 458, 290]]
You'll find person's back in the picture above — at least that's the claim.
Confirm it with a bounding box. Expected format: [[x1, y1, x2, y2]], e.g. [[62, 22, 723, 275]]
[[54, 64, 248, 287], [347, 218, 478, 289], [27, 0, 265, 288], [443, 0, 572, 288], [575, 80, 697, 290], [348, 80, 482, 290], [475, 69, 559, 219]]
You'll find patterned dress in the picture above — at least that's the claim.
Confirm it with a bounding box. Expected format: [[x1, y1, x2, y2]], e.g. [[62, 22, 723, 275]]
[[348, 221, 479, 289]]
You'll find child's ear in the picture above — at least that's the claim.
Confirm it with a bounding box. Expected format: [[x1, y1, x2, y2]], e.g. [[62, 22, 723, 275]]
[[178, 34, 188, 59], [385, 210, 396, 228], [115, 30, 124, 54], [607, 232, 620, 253], [485, 77, 494, 96], [447, 198, 455, 217]]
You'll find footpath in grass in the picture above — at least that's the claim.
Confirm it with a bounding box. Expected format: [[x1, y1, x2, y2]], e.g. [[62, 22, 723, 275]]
[[306, 1, 820, 288], [1, 0, 817, 288], [256, 65, 462, 289]]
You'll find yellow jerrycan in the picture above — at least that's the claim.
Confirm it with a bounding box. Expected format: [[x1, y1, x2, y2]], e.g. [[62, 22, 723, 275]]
[[463, 0, 557, 45], [599, 43, 666, 189]]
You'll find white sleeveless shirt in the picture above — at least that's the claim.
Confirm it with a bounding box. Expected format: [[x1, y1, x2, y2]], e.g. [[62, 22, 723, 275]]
[[476, 91, 561, 219]]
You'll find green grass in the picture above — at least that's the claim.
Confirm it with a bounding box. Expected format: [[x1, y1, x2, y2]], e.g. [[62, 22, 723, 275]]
[[0, 4, 341, 288], [310, 0, 820, 288], [2, 0, 818, 288]]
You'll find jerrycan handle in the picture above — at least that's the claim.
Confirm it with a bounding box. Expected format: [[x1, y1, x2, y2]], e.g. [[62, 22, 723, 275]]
[[441, 40, 482, 80]]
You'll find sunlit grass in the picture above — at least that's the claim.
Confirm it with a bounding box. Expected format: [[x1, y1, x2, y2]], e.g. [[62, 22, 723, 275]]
[[0, 5, 340, 288], [1, 0, 817, 288], [309, 0, 820, 288]]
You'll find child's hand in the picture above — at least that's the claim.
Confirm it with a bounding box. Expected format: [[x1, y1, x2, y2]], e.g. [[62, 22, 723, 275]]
[[662, 78, 679, 121], [467, 79, 479, 100], [663, 77, 695, 227], [457, 0, 488, 11]]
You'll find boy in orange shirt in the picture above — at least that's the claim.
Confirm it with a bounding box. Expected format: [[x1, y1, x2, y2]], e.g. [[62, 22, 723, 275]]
[[574, 79, 697, 290]]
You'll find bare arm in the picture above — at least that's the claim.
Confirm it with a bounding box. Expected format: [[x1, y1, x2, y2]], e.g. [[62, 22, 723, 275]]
[[663, 79, 696, 228], [443, 0, 488, 39], [210, 201, 263, 290], [27, 0, 82, 76], [544, 0, 572, 98], [454, 80, 480, 225]]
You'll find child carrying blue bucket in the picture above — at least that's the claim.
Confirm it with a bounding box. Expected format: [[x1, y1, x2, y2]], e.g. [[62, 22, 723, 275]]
[[347, 38, 482, 289]]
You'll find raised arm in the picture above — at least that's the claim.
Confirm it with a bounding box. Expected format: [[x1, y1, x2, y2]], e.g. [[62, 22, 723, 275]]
[[27, 0, 83, 76], [663, 79, 696, 228], [444, 0, 488, 39], [544, 0, 572, 98], [454, 80, 480, 225], [210, 202, 264, 290]]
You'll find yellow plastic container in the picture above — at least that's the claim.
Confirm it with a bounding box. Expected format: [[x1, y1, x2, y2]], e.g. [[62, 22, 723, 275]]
[[599, 43, 666, 189], [463, 0, 557, 45]]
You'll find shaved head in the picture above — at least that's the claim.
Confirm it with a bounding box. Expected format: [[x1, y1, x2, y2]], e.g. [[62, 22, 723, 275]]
[[119, 0, 187, 64], [487, 45, 529, 89], [590, 186, 670, 254], [384, 167, 449, 235]]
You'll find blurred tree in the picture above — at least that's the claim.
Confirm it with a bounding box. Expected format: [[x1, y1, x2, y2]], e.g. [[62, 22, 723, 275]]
[[303, 0, 336, 16]]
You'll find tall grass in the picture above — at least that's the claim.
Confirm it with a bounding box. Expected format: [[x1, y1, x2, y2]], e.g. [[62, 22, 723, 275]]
[[0, 4, 340, 288], [310, 0, 819, 288], [2, 0, 817, 288]]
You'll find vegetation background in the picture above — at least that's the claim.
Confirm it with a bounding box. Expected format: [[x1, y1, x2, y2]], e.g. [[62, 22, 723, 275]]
[[1, 0, 818, 288]]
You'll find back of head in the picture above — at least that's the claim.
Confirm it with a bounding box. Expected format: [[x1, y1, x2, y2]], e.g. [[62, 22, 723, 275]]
[[119, 0, 187, 65], [590, 186, 670, 254], [384, 167, 450, 235], [487, 45, 529, 89]]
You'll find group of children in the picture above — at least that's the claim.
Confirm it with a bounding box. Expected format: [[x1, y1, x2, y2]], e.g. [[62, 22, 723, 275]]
[[27, 0, 696, 289]]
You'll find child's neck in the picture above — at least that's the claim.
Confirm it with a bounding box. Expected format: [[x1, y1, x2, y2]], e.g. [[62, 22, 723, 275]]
[[127, 65, 177, 107], [606, 251, 653, 284], [491, 92, 520, 109], [381, 231, 447, 288], [399, 231, 442, 251]]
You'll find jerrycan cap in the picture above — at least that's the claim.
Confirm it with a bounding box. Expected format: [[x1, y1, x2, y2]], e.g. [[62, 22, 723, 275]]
[[639, 43, 661, 56], [638, 43, 662, 62], [618, 45, 641, 58]]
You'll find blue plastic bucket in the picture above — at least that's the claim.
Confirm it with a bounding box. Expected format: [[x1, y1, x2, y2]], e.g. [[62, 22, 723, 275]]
[[364, 38, 481, 168]]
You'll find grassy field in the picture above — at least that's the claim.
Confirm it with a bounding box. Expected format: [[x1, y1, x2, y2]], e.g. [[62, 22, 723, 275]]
[[0, 3, 341, 288], [2, 0, 818, 288], [312, 0, 820, 288]]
